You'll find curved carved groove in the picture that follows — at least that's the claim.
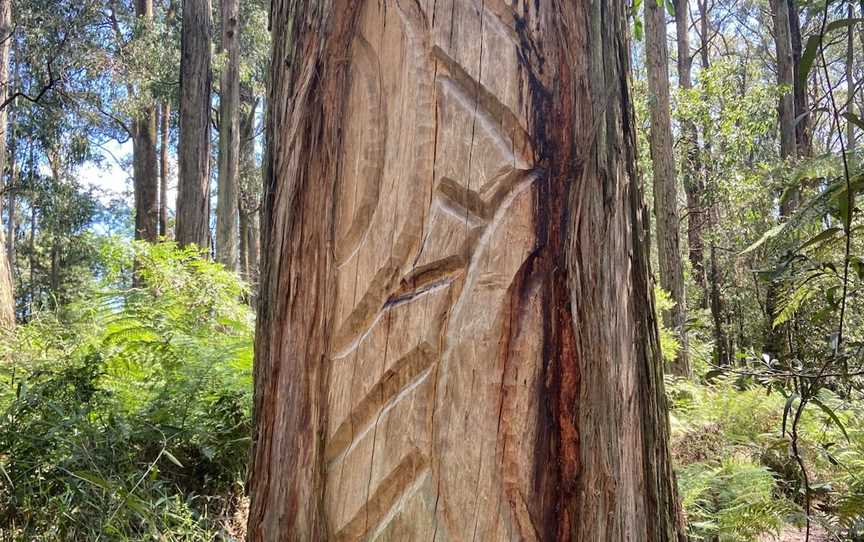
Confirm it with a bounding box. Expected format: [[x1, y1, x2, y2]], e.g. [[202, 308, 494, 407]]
[[387, 255, 466, 307], [433, 48, 533, 165], [326, 343, 437, 463], [333, 448, 429, 541], [335, 34, 388, 267]]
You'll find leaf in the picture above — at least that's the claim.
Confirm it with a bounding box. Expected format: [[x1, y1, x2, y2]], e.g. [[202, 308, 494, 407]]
[[162, 449, 184, 468], [798, 227, 842, 253], [810, 397, 851, 443], [741, 224, 785, 255], [800, 18, 864, 88]]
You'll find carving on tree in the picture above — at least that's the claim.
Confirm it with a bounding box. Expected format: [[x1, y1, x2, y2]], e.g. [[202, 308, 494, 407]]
[[248, 1, 684, 540]]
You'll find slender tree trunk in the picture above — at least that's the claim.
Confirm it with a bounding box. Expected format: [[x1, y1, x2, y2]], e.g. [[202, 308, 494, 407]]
[[248, 2, 685, 540], [160, 102, 170, 237], [773, 0, 797, 165], [675, 0, 706, 303], [238, 91, 258, 283], [788, 0, 811, 157], [698, 0, 731, 365], [0, 0, 13, 328], [132, 0, 160, 242], [765, 0, 799, 359], [215, 0, 240, 269], [847, 4, 857, 153], [176, 0, 213, 249], [646, 0, 689, 375]]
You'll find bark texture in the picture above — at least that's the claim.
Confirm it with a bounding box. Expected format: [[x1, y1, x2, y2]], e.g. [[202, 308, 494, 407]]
[[773, 0, 797, 163], [646, 0, 689, 374], [0, 0, 13, 328], [215, 0, 240, 269], [249, 1, 685, 540], [238, 92, 259, 284], [176, 0, 212, 248], [132, 0, 160, 242]]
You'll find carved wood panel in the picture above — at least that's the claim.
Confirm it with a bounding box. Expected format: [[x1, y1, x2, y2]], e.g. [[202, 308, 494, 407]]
[[326, 1, 543, 539]]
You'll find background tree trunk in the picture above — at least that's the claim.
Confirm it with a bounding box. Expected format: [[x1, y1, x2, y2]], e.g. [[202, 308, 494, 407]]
[[788, 0, 811, 157], [132, 0, 159, 242], [238, 91, 258, 283], [215, 0, 240, 269], [248, 1, 685, 540], [0, 0, 13, 328], [773, 0, 797, 165], [646, 0, 689, 375], [175, 0, 212, 249], [675, 0, 706, 304], [159, 102, 170, 237]]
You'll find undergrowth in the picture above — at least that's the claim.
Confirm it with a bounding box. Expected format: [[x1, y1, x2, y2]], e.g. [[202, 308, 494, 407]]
[[0, 240, 254, 541]]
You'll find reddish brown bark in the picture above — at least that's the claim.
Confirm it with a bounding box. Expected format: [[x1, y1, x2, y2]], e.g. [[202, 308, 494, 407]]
[[249, 2, 684, 540]]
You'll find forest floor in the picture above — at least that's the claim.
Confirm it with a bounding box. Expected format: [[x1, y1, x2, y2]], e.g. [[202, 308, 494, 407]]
[[760, 525, 829, 541]]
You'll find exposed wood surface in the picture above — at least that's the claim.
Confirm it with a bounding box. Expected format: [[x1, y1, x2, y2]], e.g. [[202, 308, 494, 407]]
[[249, 1, 685, 540]]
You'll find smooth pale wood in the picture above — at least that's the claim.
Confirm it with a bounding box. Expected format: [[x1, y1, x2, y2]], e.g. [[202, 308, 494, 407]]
[[249, 2, 685, 540], [176, 0, 212, 248]]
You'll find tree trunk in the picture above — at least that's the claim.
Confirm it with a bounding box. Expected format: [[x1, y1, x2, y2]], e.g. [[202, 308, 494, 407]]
[[215, 0, 240, 269], [847, 4, 857, 152], [239, 91, 258, 283], [0, 0, 13, 328], [132, 0, 160, 242], [788, 0, 811, 157], [646, 0, 689, 375], [160, 102, 170, 237], [176, 0, 212, 249], [675, 0, 706, 306], [773, 0, 797, 165], [248, 2, 685, 541]]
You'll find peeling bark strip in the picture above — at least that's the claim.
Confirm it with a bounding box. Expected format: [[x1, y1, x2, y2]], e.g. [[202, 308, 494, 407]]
[[249, 1, 685, 540]]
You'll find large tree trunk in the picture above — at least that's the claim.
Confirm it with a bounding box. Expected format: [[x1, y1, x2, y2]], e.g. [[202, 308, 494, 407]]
[[248, 2, 685, 541], [675, 0, 706, 305], [176, 0, 212, 249], [215, 0, 240, 269], [132, 0, 160, 242], [646, 0, 689, 375], [0, 0, 13, 328]]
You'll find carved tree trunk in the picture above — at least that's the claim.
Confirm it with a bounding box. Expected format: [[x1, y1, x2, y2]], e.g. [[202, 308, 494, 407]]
[[215, 0, 240, 269], [249, 2, 685, 540], [159, 102, 170, 237], [132, 0, 160, 242], [675, 0, 706, 305], [0, 0, 13, 328], [646, 0, 689, 375], [176, 0, 212, 248]]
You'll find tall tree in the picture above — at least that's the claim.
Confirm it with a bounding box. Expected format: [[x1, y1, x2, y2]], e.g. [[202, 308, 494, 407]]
[[238, 90, 259, 284], [788, 0, 811, 157], [0, 0, 13, 328], [215, 0, 241, 269], [131, 0, 160, 242], [773, 0, 797, 166], [175, 0, 212, 248], [675, 0, 706, 302], [646, 0, 689, 374], [248, 1, 684, 540], [159, 102, 170, 237]]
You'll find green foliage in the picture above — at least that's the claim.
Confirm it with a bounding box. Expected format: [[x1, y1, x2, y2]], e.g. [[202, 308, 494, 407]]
[[0, 241, 253, 540]]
